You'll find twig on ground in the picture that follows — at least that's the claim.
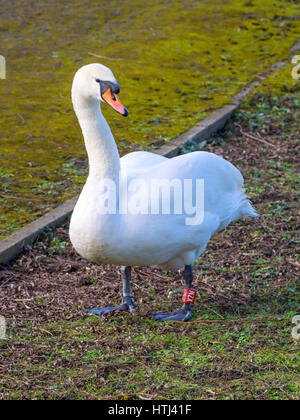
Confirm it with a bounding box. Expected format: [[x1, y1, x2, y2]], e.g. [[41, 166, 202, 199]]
[[81, 390, 159, 400], [237, 124, 278, 150], [17, 113, 25, 125], [88, 52, 126, 61]]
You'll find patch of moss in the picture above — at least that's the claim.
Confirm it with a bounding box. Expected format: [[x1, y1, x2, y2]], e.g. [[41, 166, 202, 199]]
[[0, 0, 300, 236], [249, 61, 300, 96]]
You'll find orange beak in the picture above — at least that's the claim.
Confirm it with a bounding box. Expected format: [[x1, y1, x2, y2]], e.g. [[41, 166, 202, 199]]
[[102, 88, 128, 117]]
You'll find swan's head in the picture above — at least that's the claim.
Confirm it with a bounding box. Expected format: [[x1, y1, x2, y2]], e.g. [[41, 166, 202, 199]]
[[72, 63, 128, 117]]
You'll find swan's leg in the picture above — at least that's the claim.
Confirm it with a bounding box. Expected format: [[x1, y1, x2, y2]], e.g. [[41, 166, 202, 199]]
[[152, 265, 194, 322], [83, 266, 137, 316], [120, 266, 137, 311]]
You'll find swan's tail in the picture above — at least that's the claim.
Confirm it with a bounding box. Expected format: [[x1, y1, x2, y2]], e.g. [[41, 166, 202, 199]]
[[232, 188, 259, 221], [217, 188, 259, 232], [239, 200, 259, 219]]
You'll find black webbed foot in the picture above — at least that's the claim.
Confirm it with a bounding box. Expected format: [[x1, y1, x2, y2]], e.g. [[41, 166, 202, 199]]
[[152, 308, 193, 322], [83, 266, 137, 317], [153, 265, 195, 322], [83, 295, 136, 316]]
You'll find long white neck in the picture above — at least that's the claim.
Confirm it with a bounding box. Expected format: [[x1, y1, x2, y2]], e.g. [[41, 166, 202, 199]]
[[72, 90, 120, 182]]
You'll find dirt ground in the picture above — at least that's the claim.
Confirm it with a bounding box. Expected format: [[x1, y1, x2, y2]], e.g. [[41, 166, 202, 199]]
[[0, 92, 299, 400]]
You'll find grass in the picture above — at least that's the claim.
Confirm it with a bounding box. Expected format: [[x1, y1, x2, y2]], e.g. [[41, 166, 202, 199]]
[[2, 317, 298, 400], [0, 88, 299, 400], [0, 0, 300, 236]]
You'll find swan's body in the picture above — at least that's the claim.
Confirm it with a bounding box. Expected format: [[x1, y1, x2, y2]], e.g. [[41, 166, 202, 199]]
[[69, 63, 258, 321], [71, 150, 257, 270]]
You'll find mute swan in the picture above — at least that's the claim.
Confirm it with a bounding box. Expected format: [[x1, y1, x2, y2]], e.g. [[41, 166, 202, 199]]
[[69, 63, 258, 322]]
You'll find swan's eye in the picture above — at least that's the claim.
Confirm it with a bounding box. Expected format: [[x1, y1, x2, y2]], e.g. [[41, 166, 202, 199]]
[[112, 84, 120, 95], [95, 78, 101, 83]]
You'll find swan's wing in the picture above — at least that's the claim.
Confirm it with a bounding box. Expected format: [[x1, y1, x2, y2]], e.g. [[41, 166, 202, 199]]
[[120, 151, 167, 172], [135, 150, 255, 231]]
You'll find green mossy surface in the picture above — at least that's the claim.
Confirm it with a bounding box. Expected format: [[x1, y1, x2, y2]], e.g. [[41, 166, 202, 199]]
[[0, 0, 299, 237]]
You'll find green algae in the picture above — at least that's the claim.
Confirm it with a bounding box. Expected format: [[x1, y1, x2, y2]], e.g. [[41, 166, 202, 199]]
[[0, 0, 299, 237]]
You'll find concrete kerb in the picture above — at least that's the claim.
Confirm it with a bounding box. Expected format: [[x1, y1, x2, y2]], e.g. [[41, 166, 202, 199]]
[[0, 198, 78, 265], [0, 41, 299, 265]]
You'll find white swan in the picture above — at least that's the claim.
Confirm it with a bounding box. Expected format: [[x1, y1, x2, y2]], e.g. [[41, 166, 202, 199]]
[[69, 63, 258, 321]]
